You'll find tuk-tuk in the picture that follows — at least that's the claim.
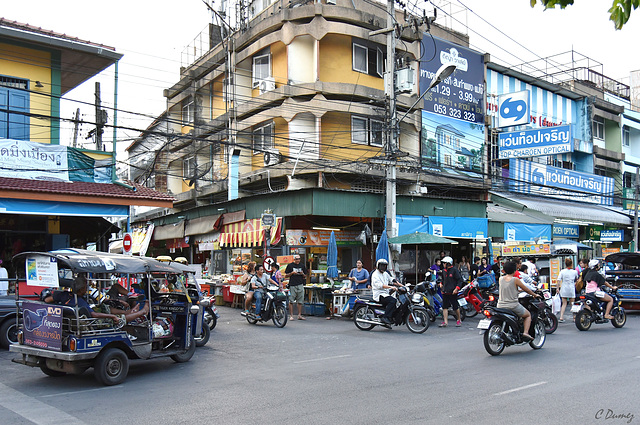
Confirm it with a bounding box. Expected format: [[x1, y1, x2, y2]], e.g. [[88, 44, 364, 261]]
[[604, 252, 640, 310], [10, 249, 198, 385]]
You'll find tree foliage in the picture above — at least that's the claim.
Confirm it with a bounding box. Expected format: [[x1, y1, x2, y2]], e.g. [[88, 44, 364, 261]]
[[530, 0, 639, 29]]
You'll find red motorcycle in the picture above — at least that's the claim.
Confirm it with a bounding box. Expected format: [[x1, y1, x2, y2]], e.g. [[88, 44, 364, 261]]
[[456, 280, 487, 318]]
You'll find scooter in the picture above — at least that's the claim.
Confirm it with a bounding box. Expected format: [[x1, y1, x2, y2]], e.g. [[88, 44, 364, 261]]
[[416, 278, 466, 322], [353, 285, 430, 333], [202, 294, 220, 330], [456, 280, 486, 318]]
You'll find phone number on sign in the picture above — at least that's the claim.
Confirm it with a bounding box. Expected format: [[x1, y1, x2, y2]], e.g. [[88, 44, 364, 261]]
[[432, 104, 478, 122], [25, 338, 52, 349]]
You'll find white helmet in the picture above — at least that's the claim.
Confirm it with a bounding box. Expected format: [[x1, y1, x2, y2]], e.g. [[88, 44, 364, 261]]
[[442, 256, 453, 265], [376, 258, 389, 268], [588, 259, 600, 268]]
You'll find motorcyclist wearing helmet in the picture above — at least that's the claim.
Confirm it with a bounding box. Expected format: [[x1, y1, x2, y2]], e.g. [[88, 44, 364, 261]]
[[439, 256, 462, 327], [584, 259, 617, 320], [371, 258, 400, 325]]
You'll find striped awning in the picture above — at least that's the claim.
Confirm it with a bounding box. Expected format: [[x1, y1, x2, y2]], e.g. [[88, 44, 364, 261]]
[[219, 217, 282, 248]]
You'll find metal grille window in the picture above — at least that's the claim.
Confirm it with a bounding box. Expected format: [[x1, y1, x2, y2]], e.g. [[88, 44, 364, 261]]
[[253, 122, 274, 154], [593, 116, 605, 140], [0, 76, 28, 90]]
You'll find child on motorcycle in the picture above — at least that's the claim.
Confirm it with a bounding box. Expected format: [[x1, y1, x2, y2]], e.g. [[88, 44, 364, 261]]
[[497, 261, 539, 341]]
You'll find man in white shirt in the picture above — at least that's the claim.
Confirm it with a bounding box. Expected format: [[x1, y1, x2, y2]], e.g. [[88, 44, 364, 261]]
[[371, 258, 399, 324], [522, 258, 538, 278]]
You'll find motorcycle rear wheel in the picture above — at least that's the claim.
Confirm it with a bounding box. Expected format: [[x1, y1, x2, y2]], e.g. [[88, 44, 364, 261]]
[[575, 309, 592, 331], [405, 307, 430, 334], [353, 306, 376, 331], [465, 304, 478, 318], [543, 309, 558, 334], [246, 314, 258, 325], [483, 323, 505, 356], [612, 308, 626, 328], [204, 308, 217, 330], [529, 320, 546, 349], [272, 305, 288, 328]]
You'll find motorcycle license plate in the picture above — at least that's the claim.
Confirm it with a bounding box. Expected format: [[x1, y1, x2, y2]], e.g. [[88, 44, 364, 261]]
[[477, 319, 491, 330], [543, 292, 551, 300], [458, 298, 467, 307], [571, 304, 581, 313]]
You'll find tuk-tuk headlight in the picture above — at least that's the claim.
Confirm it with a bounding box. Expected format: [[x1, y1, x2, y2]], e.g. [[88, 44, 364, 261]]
[[190, 305, 200, 315], [412, 293, 422, 303]]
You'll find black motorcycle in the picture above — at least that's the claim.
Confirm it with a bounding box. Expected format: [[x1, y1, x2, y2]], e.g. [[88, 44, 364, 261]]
[[353, 286, 430, 333], [478, 294, 546, 356], [535, 288, 558, 334], [246, 284, 288, 328], [572, 287, 626, 331]]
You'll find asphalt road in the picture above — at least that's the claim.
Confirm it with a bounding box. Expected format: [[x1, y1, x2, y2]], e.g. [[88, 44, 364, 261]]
[[1, 307, 639, 425]]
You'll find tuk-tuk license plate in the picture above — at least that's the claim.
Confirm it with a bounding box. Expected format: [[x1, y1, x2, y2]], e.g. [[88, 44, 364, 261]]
[[570, 304, 581, 313], [458, 298, 467, 306], [477, 319, 491, 330]]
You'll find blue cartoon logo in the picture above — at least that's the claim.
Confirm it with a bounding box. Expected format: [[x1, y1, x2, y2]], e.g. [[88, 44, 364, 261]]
[[499, 97, 527, 121], [531, 168, 545, 185]]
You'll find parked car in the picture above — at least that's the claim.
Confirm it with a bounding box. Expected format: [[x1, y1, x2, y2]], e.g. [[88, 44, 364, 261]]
[[604, 252, 640, 310]]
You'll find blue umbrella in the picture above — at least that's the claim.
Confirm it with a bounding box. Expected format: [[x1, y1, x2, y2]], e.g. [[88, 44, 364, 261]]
[[487, 238, 494, 266], [376, 228, 389, 263], [326, 231, 339, 279]]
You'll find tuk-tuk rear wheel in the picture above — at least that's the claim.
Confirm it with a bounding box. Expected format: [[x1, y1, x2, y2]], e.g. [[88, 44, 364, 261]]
[[94, 348, 129, 386]]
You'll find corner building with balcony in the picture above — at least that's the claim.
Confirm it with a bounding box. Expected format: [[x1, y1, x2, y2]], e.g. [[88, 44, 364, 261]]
[[128, 0, 491, 283]]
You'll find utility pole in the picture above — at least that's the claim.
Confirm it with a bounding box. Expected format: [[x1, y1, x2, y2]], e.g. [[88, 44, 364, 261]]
[[94, 82, 104, 151], [385, 0, 398, 254], [72, 108, 81, 148], [634, 167, 639, 252]]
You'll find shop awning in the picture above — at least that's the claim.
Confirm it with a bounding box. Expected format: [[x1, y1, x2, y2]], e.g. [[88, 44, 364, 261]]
[[154, 221, 185, 240], [397, 215, 487, 239], [219, 217, 282, 248], [185, 215, 221, 236], [487, 203, 554, 224], [491, 192, 631, 226]]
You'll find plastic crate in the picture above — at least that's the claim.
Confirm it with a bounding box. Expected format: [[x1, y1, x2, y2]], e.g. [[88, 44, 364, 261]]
[[222, 285, 234, 303], [303, 303, 326, 316]]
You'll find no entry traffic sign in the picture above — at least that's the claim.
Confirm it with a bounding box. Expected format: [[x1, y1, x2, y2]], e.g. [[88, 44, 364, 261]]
[[123, 233, 133, 255]]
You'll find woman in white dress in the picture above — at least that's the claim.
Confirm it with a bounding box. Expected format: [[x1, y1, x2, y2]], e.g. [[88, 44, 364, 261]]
[[556, 258, 578, 322]]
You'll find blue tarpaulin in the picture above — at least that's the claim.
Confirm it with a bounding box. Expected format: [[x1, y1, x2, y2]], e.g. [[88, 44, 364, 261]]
[[376, 228, 389, 263], [326, 231, 338, 279]]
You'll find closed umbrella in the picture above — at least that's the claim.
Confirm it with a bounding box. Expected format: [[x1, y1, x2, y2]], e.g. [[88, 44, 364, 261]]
[[326, 231, 338, 281], [487, 238, 494, 266], [376, 228, 389, 263]]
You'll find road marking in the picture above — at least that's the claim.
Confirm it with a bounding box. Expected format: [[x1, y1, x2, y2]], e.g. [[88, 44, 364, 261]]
[[294, 354, 351, 364], [494, 381, 547, 396], [0, 382, 86, 425], [40, 386, 119, 398], [455, 336, 477, 341]]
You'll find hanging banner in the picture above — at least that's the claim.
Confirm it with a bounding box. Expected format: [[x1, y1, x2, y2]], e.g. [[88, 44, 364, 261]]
[[498, 125, 572, 159], [504, 222, 551, 242], [502, 243, 551, 256], [428, 216, 487, 239]]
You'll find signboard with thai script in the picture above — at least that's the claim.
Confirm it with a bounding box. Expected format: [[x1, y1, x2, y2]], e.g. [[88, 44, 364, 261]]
[[25, 255, 59, 287], [600, 229, 623, 243], [502, 244, 551, 256], [508, 158, 614, 205], [497, 90, 530, 128], [22, 301, 63, 351], [623, 188, 637, 210], [553, 224, 579, 239], [419, 36, 485, 124], [499, 125, 572, 159], [286, 230, 361, 246]]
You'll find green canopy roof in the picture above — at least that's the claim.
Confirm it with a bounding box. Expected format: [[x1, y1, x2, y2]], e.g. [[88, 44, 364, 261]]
[[388, 232, 458, 245]]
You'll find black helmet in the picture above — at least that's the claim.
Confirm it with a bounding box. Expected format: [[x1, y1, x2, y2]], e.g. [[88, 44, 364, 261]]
[[39, 287, 54, 301]]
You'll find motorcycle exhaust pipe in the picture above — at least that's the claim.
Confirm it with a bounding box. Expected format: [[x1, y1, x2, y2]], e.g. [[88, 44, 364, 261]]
[[356, 318, 382, 326]]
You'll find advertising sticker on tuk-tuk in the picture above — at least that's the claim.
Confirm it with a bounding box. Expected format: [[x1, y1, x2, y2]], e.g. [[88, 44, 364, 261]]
[[22, 300, 63, 351], [26, 255, 60, 287]]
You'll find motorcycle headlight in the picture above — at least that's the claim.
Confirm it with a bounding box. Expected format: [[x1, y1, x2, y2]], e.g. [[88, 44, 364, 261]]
[[412, 293, 422, 303]]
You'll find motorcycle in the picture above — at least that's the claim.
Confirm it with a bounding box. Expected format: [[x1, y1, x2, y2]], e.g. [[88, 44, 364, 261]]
[[456, 280, 486, 318], [477, 293, 547, 356], [353, 285, 430, 333], [185, 284, 210, 347], [415, 278, 465, 322], [202, 295, 219, 330], [246, 284, 288, 328], [535, 288, 558, 334], [571, 287, 626, 331]]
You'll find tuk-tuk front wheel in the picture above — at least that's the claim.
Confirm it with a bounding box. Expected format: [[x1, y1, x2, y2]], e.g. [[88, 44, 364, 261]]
[[94, 348, 129, 386]]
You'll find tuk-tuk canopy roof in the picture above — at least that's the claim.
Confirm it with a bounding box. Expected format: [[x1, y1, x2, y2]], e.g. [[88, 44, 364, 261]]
[[604, 252, 640, 267], [13, 249, 183, 275]]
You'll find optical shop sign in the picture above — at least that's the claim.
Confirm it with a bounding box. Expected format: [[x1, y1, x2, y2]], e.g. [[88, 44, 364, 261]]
[[499, 125, 572, 159], [508, 158, 614, 205]]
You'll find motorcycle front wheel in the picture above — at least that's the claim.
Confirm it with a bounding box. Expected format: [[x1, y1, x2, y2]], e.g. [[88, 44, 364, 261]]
[[405, 307, 430, 334], [272, 305, 288, 328], [483, 322, 505, 356], [543, 309, 558, 334], [575, 309, 592, 331], [195, 323, 210, 347], [529, 319, 546, 349], [204, 308, 217, 330], [611, 307, 626, 328], [353, 305, 376, 331]]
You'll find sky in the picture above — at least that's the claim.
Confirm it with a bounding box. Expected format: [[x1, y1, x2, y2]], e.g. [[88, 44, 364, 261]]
[[2, 0, 639, 156]]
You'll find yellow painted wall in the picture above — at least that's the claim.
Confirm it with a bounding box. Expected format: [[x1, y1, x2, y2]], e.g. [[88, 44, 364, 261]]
[[320, 112, 380, 161], [319, 34, 384, 90], [0, 42, 53, 144], [251, 42, 287, 96], [250, 117, 289, 170], [212, 77, 227, 120]]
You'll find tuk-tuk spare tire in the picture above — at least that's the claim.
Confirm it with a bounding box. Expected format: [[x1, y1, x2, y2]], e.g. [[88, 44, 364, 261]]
[[94, 347, 129, 386]]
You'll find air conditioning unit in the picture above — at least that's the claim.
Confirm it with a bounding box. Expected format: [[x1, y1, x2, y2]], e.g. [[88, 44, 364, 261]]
[[264, 149, 280, 166], [258, 77, 276, 95]]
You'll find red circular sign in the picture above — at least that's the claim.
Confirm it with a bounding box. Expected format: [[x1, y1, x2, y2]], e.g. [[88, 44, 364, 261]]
[[123, 233, 133, 253], [263, 256, 275, 273]]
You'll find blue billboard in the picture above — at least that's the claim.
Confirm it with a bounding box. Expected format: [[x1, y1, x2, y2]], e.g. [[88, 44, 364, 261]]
[[553, 224, 580, 239], [499, 125, 572, 159], [419, 36, 485, 124], [507, 158, 615, 205]]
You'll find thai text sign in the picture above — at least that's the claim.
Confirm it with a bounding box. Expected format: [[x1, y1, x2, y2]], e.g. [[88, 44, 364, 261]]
[[22, 301, 62, 351], [601, 230, 623, 243], [502, 244, 551, 256], [508, 158, 614, 205], [26, 255, 59, 287], [419, 36, 485, 124], [499, 125, 572, 159], [286, 230, 360, 246]]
